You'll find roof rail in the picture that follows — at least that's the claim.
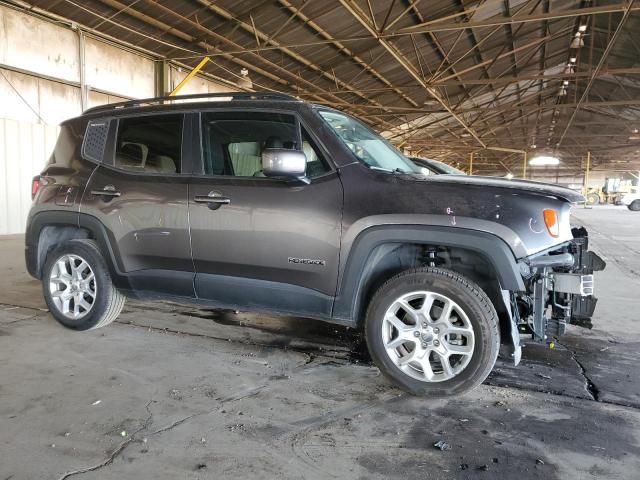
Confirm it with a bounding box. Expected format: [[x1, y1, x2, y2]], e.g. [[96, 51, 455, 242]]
[[83, 91, 299, 115]]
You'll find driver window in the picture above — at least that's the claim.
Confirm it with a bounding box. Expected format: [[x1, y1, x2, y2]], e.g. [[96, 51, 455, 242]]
[[201, 112, 296, 177], [301, 127, 330, 178]]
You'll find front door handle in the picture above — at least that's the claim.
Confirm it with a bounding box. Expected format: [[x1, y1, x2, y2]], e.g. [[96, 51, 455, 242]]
[[91, 185, 121, 197], [193, 195, 230, 205], [193, 191, 230, 210]]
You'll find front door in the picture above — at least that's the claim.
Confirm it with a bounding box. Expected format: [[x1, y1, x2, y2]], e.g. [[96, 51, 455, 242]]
[[188, 110, 343, 318], [81, 113, 194, 297]]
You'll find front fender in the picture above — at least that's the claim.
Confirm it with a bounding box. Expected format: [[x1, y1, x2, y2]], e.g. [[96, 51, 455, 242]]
[[332, 223, 526, 322]]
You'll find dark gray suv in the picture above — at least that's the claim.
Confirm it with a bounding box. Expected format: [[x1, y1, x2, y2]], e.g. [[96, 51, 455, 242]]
[[26, 92, 605, 396]]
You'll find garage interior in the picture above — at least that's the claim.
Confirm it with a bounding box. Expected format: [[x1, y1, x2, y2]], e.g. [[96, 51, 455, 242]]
[[1, 0, 640, 478]]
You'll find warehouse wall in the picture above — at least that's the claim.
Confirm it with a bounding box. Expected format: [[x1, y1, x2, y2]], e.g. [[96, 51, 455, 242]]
[[0, 119, 59, 235], [0, 5, 232, 234]]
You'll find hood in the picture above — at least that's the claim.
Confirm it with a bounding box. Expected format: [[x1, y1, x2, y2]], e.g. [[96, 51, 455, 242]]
[[414, 174, 584, 203]]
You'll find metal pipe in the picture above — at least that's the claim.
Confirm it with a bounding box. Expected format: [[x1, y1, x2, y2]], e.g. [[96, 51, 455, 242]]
[[584, 151, 591, 209], [338, 0, 487, 148], [557, 0, 636, 147], [78, 29, 87, 111], [395, 3, 640, 34], [169, 57, 210, 96]]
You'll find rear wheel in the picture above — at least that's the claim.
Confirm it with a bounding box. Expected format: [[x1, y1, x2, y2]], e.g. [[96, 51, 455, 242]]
[[586, 192, 600, 206], [365, 267, 499, 396], [628, 200, 640, 211], [42, 239, 125, 330]]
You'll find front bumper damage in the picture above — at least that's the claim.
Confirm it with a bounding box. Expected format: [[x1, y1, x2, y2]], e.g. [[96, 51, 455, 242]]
[[518, 226, 606, 345]]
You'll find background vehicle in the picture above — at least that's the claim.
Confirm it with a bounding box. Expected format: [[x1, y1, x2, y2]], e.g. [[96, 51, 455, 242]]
[[619, 191, 640, 211], [409, 156, 466, 175], [586, 179, 638, 205], [26, 92, 604, 396]]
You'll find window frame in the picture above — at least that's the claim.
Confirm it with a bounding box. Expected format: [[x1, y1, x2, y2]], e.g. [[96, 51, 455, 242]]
[[193, 108, 337, 181], [102, 111, 190, 177]]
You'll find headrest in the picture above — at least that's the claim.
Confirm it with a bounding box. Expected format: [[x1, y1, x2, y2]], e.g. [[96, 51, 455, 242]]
[[264, 136, 283, 149], [120, 143, 144, 162]]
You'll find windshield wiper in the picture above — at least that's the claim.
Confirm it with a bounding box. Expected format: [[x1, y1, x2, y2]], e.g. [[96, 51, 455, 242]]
[[369, 166, 411, 174]]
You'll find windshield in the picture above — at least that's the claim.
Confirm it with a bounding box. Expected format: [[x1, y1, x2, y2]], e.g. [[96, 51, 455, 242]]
[[410, 157, 465, 175], [318, 110, 419, 173], [430, 160, 465, 175]]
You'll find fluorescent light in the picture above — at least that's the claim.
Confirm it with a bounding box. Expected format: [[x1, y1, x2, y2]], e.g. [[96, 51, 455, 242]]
[[529, 155, 560, 166]]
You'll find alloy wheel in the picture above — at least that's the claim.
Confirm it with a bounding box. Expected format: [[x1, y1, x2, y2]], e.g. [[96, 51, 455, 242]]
[[48, 254, 97, 320], [381, 291, 475, 382]]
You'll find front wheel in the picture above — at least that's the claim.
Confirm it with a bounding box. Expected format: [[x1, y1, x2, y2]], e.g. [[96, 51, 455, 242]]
[[365, 267, 499, 396], [628, 200, 640, 211], [42, 239, 126, 330]]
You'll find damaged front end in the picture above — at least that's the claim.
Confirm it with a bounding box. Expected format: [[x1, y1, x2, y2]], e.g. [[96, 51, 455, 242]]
[[517, 227, 606, 345]]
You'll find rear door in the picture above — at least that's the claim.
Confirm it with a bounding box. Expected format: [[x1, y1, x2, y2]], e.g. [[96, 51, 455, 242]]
[[80, 112, 194, 297], [188, 109, 343, 317]]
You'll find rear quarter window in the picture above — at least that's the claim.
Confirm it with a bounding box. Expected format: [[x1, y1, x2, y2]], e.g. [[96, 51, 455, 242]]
[[82, 119, 110, 163]]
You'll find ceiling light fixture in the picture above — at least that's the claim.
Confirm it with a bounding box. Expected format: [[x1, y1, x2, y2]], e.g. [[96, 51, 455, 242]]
[[529, 155, 560, 166], [237, 68, 253, 89], [570, 33, 584, 48]]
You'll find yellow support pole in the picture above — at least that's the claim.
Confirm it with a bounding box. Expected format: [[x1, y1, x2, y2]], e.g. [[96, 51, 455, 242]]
[[523, 151, 527, 179], [584, 151, 591, 208], [469, 152, 473, 175], [169, 57, 210, 96]]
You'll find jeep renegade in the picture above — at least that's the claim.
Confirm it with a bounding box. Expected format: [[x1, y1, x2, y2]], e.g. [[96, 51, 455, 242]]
[[26, 92, 605, 396]]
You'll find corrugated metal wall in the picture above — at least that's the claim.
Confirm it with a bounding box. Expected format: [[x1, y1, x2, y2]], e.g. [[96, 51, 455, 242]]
[[0, 4, 233, 235], [0, 119, 59, 234]]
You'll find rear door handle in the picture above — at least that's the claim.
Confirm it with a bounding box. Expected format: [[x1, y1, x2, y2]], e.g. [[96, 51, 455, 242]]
[[91, 185, 121, 197]]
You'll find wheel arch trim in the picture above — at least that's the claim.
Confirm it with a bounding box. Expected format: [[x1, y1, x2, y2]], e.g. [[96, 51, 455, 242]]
[[331, 224, 526, 324], [25, 211, 128, 288]]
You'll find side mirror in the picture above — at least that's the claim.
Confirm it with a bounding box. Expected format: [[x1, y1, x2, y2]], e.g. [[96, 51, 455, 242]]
[[262, 148, 307, 179]]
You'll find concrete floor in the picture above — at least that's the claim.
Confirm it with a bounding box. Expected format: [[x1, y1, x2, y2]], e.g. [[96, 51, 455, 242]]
[[1, 206, 639, 480]]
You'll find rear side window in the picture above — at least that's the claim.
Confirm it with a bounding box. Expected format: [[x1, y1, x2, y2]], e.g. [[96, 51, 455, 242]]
[[114, 114, 184, 174]]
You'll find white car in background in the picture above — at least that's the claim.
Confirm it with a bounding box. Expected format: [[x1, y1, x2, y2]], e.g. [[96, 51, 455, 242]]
[[619, 192, 640, 211]]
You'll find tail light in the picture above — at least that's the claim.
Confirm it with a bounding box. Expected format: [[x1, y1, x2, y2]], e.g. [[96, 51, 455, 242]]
[[543, 208, 559, 237], [31, 176, 41, 199]]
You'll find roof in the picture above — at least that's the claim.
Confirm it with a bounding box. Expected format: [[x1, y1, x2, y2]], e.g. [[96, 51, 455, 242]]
[[21, 0, 640, 176]]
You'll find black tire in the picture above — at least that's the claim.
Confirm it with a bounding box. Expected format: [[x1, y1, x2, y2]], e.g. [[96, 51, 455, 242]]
[[365, 267, 500, 396], [628, 200, 640, 211], [586, 192, 600, 206], [42, 239, 125, 330]]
